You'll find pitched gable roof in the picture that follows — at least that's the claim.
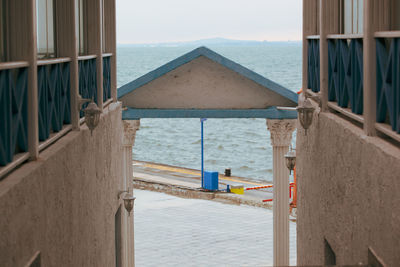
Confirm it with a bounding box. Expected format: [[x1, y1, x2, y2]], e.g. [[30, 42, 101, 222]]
[[118, 46, 298, 105]]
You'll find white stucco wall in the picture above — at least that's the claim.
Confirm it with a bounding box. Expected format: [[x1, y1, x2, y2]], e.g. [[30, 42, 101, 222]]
[[120, 56, 295, 109], [0, 103, 124, 267], [296, 108, 400, 266]]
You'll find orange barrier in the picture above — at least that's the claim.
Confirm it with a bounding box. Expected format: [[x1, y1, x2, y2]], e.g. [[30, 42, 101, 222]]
[[290, 166, 297, 208], [260, 168, 297, 205], [246, 185, 273, 190], [247, 182, 294, 191]]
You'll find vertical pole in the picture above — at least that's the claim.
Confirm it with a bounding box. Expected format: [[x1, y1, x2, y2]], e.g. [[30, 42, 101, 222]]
[[201, 119, 204, 188], [104, 0, 117, 102], [97, 0, 104, 110], [27, 0, 39, 161], [302, 0, 308, 94], [8, 0, 40, 160], [55, 0, 79, 130], [87, 0, 103, 109], [320, 0, 329, 111], [363, 0, 377, 136]]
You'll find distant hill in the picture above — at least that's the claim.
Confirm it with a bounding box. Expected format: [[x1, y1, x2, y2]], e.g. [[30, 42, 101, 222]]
[[118, 37, 300, 47]]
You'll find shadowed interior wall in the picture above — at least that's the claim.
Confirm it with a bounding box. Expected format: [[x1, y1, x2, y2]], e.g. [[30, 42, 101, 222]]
[[296, 110, 400, 266], [0, 103, 123, 267]]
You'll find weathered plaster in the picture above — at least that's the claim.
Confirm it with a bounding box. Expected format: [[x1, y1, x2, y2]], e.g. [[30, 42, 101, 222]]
[[0, 103, 124, 267], [120, 56, 295, 109], [296, 107, 400, 266]]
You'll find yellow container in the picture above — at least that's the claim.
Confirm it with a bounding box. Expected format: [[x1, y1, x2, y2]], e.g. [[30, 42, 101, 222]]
[[230, 185, 244, 195]]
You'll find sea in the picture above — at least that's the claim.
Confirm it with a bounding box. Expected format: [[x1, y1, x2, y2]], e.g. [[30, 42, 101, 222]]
[[117, 44, 302, 183]]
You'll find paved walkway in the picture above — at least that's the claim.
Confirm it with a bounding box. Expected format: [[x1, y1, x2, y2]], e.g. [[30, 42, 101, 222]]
[[134, 190, 296, 266], [133, 161, 275, 207]]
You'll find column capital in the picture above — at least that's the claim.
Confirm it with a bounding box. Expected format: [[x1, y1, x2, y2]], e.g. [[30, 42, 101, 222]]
[[266, 119, 296, 147], [122, 119, 140, 147]]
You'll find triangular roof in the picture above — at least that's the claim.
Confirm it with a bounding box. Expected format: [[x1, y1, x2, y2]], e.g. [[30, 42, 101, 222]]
[[118, 46, 298, 119]]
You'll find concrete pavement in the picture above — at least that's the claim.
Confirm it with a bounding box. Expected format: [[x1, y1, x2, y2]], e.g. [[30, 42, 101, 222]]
[[132, 160, 276, 209], [134, 189, 297, 266]]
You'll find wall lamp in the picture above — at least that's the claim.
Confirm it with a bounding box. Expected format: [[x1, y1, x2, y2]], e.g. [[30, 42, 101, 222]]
[[296, 97, 315, 136], [77, 94, 102, 135], [118, 190, 136, 216], [284, 147, 296, 175]]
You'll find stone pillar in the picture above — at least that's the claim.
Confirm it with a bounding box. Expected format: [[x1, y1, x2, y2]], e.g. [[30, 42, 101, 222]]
[[122, 119, 140, 267], [266, 119, 296, 267]]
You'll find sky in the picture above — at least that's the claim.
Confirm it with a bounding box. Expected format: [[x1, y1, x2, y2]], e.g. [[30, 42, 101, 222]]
[[116, 0, 302, 44]]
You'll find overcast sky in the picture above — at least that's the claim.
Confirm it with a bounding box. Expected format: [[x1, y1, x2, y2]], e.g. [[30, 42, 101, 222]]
[[116, 0, 302, 44]]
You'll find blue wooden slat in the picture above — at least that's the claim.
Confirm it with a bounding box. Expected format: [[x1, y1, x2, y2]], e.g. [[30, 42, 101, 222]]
[[377, 38, 400, 133], [352, 39, 364, 114], [38, 62, 71, 142], [328, 38, 363, 115], [328, 39, 338, 102], [61, 63, 71, 124], [38, 65, 49, 141], [79, 58, 97, 117], [338, 39, 350, 108], [0, 67, 28, 166], [49, 64, 62, 132], [13, 68, 28, 153], [307, 39, 320, 93], [103, 56, 111, 101], [0, 69, 11, 165]]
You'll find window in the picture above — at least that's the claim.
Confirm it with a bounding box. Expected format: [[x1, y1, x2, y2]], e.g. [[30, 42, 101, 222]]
[[0, 0, 5, 61], [115, 206, 122, 267], [37, 0, 56, 58], [344, 0, 363, 34], [75, 0, 87, 55], [324, 239, 336, 265], [27, 252, 41, 267]]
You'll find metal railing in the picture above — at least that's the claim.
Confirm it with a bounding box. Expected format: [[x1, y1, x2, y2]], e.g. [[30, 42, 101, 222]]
[[307, 36, 320, 93], [1, 53, 113, 178], [327, 34, 364, 116], [376, 33, 400, 135], [37, 58, 72, 142], [0, 62, 29, 166]]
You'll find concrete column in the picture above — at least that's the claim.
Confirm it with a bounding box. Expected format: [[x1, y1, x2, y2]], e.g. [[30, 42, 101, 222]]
[[266, 119, 296, 267], [122, 119, 140, 267], [363, 0, 377, 136], [302, 0, 309, 93], [319, 0, 328, 111]]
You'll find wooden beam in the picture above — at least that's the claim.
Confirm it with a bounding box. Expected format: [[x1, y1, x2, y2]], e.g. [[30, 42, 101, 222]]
[[122, 108, 298, 120]]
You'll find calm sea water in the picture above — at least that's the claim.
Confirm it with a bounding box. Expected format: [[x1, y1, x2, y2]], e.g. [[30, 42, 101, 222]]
[[117, 44, 301, 182]]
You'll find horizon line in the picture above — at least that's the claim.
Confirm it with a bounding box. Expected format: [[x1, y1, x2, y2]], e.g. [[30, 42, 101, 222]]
[[117, 39, 302, 45]]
